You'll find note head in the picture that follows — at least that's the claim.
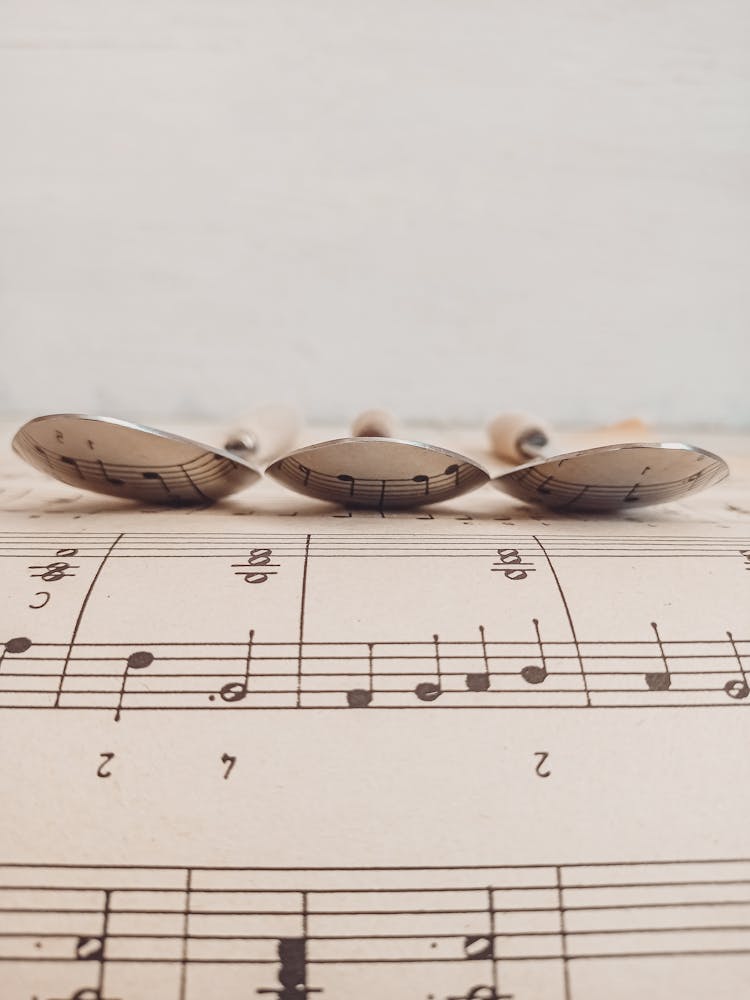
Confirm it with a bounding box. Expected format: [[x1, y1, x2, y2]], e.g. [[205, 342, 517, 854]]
[[346, 688, 373, 708], [219, 681, 248, 703], [5, 636, 32, 654], [644, 672, 671, 691], [465, 673, 490, 692], [724, 679, 749, 700], [415, 682, 441, 702], [127, 650, 154, 670], [520, 664, 547, 685]]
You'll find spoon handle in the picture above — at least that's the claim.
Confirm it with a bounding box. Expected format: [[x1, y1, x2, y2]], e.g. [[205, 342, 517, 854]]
[[350, 409, 397, 438], [224, 405, 302, 463], [488, 413, 553, 463]]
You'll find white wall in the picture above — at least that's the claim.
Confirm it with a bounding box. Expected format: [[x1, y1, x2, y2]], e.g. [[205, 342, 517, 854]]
[[1, 1, 748, 426]]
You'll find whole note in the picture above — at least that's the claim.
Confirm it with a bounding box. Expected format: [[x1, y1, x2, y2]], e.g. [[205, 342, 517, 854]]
[[463, 934, 493, 960], [75, 935, 104, 961]]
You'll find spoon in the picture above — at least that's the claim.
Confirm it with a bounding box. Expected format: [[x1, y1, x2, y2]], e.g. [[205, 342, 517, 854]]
[[487, 413, 729, 512], [266, 409, 489, 509], [12, 405, 300, 505]]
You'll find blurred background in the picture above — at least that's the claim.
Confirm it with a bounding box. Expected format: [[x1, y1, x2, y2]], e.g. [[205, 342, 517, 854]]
[[0, 0, 748, 428]]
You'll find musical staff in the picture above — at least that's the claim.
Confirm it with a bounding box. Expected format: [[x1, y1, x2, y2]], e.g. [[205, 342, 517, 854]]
[[2, 858, 749, 999], [0, 531, 748, 561], [0, 525, 745, 713], [0, 628, 747, 713]]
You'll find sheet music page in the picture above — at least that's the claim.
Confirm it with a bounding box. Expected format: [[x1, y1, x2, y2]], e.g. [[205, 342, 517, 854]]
[[0, 422, 748, 1000]]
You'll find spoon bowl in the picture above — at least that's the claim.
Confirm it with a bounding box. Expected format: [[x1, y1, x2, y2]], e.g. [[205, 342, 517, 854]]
[[491, 441, 729, 512], [13, 413, 269, 504], [266, 436, 489, 509]]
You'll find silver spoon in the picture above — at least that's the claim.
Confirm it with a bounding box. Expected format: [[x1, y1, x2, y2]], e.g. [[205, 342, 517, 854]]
[[266, 409, 489, 509], [487, 412, 729, 512], [12, 405, 300, 505]]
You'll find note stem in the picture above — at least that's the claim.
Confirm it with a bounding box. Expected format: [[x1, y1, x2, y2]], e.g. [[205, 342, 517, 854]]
[[96, 890, 111, 998], [115, 650, 154, 721], [520, 618, 548, 685], [346, 642, 374, 708], [415, 634, 443, 702], [644, 622, 671, 691], [466, 625, 491, 692], [725, 631, 749, 700]]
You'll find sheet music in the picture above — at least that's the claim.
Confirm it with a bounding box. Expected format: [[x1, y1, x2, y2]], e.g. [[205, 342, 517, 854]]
[[0, 423, 748, 999]]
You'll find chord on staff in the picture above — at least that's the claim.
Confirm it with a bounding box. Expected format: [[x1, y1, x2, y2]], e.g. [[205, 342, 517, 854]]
[[1, 858, 749, 1000]]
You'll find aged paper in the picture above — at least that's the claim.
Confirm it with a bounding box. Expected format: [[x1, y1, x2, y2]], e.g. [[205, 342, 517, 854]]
[[0, 423, 748, 999]]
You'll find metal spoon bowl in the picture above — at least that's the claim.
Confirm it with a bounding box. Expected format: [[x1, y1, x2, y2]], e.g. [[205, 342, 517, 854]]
[[266, 436, 489, 509], [491, 441, 729, 512], [13, 414, 262, 504]]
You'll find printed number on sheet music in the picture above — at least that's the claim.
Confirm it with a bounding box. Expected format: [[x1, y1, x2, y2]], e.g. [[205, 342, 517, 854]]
[[97, 753, 115, 778], [534, 752, 551, 778]]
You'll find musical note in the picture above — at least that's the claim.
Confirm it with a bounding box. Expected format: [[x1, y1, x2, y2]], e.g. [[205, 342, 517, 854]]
[[258, 891, 316, 998], [61, 455, 86, 479], [347, 642, 374, 707], [520, 619, 548, 685], [215, 630, 254, 703], [644, 622, 671, 691], [75, 935, 104, 961], [444, 464, 460, 488], [724, 631, 749, 700], [447, 989, 502, 1000], [142, 471, 171, 495], [415, 634, 443, 701], [624, 482, 641, 503], [463, 935, 493, 960], [115, 650, 155, 721], [337, 473, 356, 498], [466, 625, 491, 691], [536, 476, 553, 495], [96, 460, 125, 487], [412, 473, 430, 495], [2, 636, 32, 657]]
